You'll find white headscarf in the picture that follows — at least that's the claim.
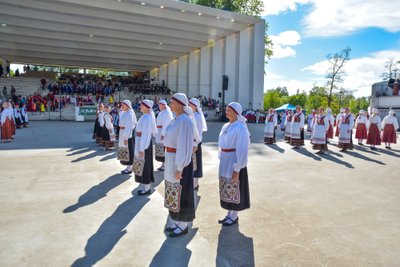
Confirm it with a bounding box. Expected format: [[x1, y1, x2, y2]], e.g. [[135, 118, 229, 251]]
[[122, 99, 137, 126], [172, 93, 200, 143], [359, 110, 365, 115], [227, 102, 251, 142], [326, 107, 332, 114], [189, 98, 208, 132], [340, 107, 345, 113], [372, 108, 379, 115], [142, 99, 157, 137], [159, 99, 171, 112], [389, 110, 395, 116]]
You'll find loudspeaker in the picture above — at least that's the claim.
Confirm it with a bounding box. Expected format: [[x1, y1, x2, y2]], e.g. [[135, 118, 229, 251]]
[[218, 92, 222, 98], [222, 75, 228, 91]]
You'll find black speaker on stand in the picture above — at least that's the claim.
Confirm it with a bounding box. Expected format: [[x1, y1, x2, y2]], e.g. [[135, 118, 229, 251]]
[[220, 75, 229, 122]]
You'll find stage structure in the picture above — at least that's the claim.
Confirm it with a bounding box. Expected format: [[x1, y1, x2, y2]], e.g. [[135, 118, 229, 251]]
[[0, 0, 265, 110]]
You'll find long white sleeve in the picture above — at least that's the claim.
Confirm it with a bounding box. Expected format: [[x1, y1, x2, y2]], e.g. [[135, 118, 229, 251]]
[[161, 110, 173, 137], [194, 112, 204, 142], [324, 116, 329, 131], [175, 116, 194, 172], [98, 112, 105, 127], [138, 115, 152, 152], [104, 113, 113, 130], [121, 112, 133, 140], [273, 114, 278, 127], [233, 124, 249, 172], [349, 115, 355, 129], [299, 113, 305, 128]]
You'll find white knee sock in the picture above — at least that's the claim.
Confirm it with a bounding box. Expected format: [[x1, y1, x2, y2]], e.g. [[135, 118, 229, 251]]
[[230, 211, 238, 220], [127, 165, 133, 171], [193, 178, 199, 188], [174, 221, 188, 233], [143, 183, 151, 191], [227, 210, 232, 218]]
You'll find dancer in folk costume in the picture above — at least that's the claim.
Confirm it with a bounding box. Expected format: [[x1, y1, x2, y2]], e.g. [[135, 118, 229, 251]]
[[102, 105, 115, 150], [1, 102, 13, 142], [118, 100, 138, 174], [264, 108, 277, 144], [326, 108, 334, 141], [8, 103, 16, 138], [93, 103, 104, 143], [290, 106, 305, 149], [189, 98, 208, 191], [307, 110, 315, 132], [338, 107, 354, 152], [20, 103, 29, 127], [217, 102, 250, 226], [335, 108, 344, 137], [134, 100, 156, 195], [163, 93, 199, 237], [311, 108, 329, 154], [284, 109, 293, 142], [355, 110, 368, 145], [381, 110, 399, 149], [366, 108, 382, 150], [155, 100, 173, 171], [13, 104, 22, 129]]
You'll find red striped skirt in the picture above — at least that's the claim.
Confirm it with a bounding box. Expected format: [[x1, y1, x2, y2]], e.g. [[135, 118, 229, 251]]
[[327, 125, 334, 139], [1, 119, 13, 140], [355, 123, 367, 139], [366, 124, 381, 145], [382, 124, 397, 144]]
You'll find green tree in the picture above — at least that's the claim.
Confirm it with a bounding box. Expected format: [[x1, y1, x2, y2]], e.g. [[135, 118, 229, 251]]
[[264, 90, 283, 109], [306, 87, 328, 113], [288, 92, 307, 108]]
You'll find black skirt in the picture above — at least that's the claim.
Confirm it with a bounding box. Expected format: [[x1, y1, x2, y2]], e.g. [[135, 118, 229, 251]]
[[120, 136, 135, 165], [135, 140, 154, 185], [170, 160, 195, 222], [193, 142, 203, 178], [220, 167, 250, 211], [93, 118, 99, 139]]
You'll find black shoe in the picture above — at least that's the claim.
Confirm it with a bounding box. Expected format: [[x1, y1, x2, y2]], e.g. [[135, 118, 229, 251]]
[[387, 146, 392, 150], [340, 149, 347, 152], [121, 170, 132, 174], [218, 216, 229, 224], [169, 226, 188, 237], [165, 224, 178, 232], [222, 217, 239, 226], [137, 189, 151, 195], [358, 143, 363, 145], [193, 185, 199, 191], [157, 166, 164, 171]]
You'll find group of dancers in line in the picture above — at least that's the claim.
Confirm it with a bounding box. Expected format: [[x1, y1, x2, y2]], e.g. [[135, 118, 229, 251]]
[[0, 101, 29, 143], [92, 93, 250, 237], [263, 106, 399, 153]]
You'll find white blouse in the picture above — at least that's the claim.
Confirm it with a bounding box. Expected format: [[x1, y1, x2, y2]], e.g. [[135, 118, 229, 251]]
[[163, 113, 195, 172], [1, 109, 12, 124], [155, 109, 173, 143], [118, 110, 136, 148], [104, 113, 114, 131], [382, 115, 399, 130], [135, 114, 153, 155], [355, 115, 368, 126], [218, 121, 249, 178], [367, 115, 382, 130], [98, 111, 105, 127], [194, 111, 206, 143]]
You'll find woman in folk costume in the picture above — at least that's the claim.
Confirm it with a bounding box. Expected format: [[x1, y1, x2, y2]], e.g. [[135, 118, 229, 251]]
[[217, 102, 250, 226], [102, 105, 115, 150], [338, 107, 354, 152], [264, 108, 277, 144], [311, 108, 329, 154], [163, 93, 198, 237], [118, 100, 138, 174], [8, 104, 16, 138], [366, 108, 382, 150], [381, 110, 399, 149], [290, 106, 305, 149], [189, 98, 208, 191], [335, 108, 344, 137], [325, 108, 334, 141], [97, 104, 106, 146], [1, 102, 13, 142], [355, 110, 368, 145], [20, 103, 29, 127], [307, 110, 315, 132], [155, 100, 173, 171], [284, 109, 293, 142], [134, 100, 156, 195], [93, 103, 104, 143]]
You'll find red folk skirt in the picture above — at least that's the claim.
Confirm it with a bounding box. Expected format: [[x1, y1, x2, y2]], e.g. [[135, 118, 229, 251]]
[[327, 125, 334, 139], [335, 126, 340, 137], [10, 119, 16, 136], [366, 124, 381, 145], [355, 123, 367, 139], [382, 124, 397, 144], [1, 118, 13, 140]]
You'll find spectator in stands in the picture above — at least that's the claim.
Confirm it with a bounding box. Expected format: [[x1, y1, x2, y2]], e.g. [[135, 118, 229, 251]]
[[0, 64, 3, 77], [15, 69, 20, 77], [2, 86, 7, 99]]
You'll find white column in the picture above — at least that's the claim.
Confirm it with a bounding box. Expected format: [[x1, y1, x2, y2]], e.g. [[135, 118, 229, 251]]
[[200, 46, 212, 97], [252, 21, 265, 111], [178, 55, 189, 95], [225, 33, 238, 104], [238, 27, 252, 109], [150, 68, 159, 81], [211, 38, 225, 101], [168, 60, 178, 92], [188, 50, 200, 97], [159, 64, 168, 87]]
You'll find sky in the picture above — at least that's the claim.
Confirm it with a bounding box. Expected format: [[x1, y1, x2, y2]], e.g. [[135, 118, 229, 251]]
[[262, 0, 400, 97]]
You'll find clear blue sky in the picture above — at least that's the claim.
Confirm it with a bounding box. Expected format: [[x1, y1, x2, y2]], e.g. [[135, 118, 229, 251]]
[[262, 0, 400, 97]]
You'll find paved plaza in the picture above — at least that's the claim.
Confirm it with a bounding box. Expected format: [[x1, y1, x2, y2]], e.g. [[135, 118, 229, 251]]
[[0, 121, 400, 266]]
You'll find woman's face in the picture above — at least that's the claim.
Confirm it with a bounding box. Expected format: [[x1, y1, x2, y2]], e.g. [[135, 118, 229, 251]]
[[159, 104, 165, 111], [121, 104, 128, 111], [140, 103, 148, 113], [169, 99, 180, 113], [225, 106, 236, 122]]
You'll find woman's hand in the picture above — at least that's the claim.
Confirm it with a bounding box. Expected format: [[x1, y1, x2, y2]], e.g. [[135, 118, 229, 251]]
[[175, 171, 182, 180], [232, 171, 239, 181], [124, 139, 128, 145], [139, 151, 144, 158]]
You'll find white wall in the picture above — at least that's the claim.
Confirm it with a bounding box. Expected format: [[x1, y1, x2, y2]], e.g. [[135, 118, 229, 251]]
[[158, 64, 168, 86], [158, 20, 265, 110]]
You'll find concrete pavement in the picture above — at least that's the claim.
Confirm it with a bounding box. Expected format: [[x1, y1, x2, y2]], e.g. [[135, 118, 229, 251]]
[[0, 121, 399, 266]]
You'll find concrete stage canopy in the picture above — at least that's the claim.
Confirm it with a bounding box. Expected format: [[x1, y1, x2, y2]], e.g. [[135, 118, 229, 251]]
[[0, 0, 265, 109]]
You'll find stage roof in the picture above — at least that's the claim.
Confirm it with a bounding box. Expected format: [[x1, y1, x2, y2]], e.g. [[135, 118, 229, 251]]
[[0, 0, 263, 71]]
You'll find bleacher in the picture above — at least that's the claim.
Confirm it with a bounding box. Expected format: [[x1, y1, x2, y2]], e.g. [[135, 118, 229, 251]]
[[0, 77, 45, 98]]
